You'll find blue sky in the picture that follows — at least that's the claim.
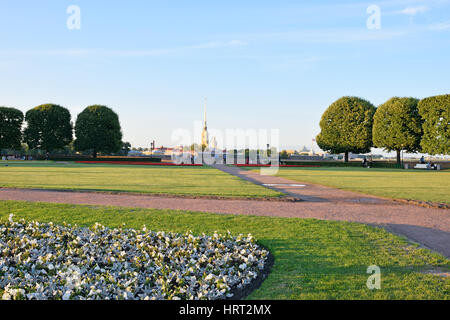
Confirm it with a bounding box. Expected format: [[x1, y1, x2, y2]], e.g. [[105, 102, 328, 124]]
[[0, 0, 449, 150]]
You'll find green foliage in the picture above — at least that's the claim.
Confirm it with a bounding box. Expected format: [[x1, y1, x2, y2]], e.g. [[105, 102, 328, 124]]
[[0, 107, 24, 150], [280, 150, 289, 159], [316, 97, 376, 160], [418, 94, 450, 155], [74, 105, 123, 157], [23, 104, 73, 152], [373, 97, 422, 163], [121, 142, 131, 156]]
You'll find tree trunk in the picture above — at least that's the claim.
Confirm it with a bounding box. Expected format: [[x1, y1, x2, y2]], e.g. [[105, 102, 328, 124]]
[[396, 150, 401, 164], [344, 151, 349, 163]]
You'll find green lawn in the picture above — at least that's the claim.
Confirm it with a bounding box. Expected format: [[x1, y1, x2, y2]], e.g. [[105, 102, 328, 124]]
[[1, 200, 448, 299], [253, 167, 450, 204], [0, 161, 282, 198]]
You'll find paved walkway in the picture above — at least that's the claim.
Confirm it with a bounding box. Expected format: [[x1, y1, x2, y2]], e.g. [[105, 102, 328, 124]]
[[213, 165, 391, 204], [0, 165, 448, 258]]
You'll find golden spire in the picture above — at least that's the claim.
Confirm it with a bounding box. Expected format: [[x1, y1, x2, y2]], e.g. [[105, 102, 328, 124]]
[[201, 97, 209, 147], [203, 97, 207, 129]]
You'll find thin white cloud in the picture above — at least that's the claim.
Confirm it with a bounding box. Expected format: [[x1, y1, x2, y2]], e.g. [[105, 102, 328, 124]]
[[247, 28, 410, 44], [428, 21, 450, 30], [110, 40, 247, 57], [32, 49, 94, 57], [395, 5, 429, 15], [190, 40, 247, 49], [2, 40, 248, 58], [259, 55, 332, 71]]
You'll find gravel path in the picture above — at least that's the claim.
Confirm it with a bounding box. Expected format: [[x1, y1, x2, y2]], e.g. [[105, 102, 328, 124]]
[[0, 165, 448, 258]]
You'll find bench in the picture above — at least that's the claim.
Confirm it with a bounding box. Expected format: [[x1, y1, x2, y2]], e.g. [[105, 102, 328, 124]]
[[406, 163, 440, 170], [414, 164, 431, 169]]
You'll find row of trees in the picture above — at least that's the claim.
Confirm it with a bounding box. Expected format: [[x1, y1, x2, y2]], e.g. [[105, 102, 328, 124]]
[[2, 95, 447, 162], [316, 94, 449, 163], [0, 104, 123, 157]]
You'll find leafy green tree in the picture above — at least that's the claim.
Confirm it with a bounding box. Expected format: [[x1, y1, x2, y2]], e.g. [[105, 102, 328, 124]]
[[121, 142, 131, 156], [373, 97, 422, 164], [418, 94, 449, 155], [189, 143, 206, 152], [280, 150, 289, 159], [74, 105, 122, 158], [23, 104, 73, 153], [316, 96, 376, 162], [0, 107, 24, 151]]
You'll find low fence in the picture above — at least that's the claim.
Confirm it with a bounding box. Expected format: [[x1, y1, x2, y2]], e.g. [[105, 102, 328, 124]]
[[75, 161, 201, 166], [234, 164, 320, 168], [280, 159, 450, 169], [280, 160, 402, 168], [49, 156, 162, 163]]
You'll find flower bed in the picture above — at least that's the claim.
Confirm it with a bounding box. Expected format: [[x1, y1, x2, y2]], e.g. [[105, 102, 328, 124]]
[[0, 215, 269, 300]]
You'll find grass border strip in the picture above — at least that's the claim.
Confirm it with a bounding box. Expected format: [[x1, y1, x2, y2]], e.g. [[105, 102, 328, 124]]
[[0, 187, 301, 202], [393, 199, 450, 210]]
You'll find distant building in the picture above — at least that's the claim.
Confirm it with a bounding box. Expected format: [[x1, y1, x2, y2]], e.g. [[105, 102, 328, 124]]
[[128, 150, 143, 156], [288, 154, 323, 161], [299, 146, 310, 155], [150, 146, 174, 155], [284, 149, 297, 155]]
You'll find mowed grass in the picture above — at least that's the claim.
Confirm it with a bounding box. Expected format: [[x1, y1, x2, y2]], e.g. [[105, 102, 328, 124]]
[[251, 167, 450, 204], [1, 200, 449, 300], [0, 162, 282, 198]]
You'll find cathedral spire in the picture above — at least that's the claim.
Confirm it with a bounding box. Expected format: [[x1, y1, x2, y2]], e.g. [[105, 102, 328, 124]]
[[201, 97, 209, 147], [203, 97, 207, 129]]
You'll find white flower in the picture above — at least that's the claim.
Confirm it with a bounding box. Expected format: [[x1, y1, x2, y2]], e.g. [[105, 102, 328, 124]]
[[0, 219, 268, 300], [62, 291, 72, 300], [2, 292, 11, 300]]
